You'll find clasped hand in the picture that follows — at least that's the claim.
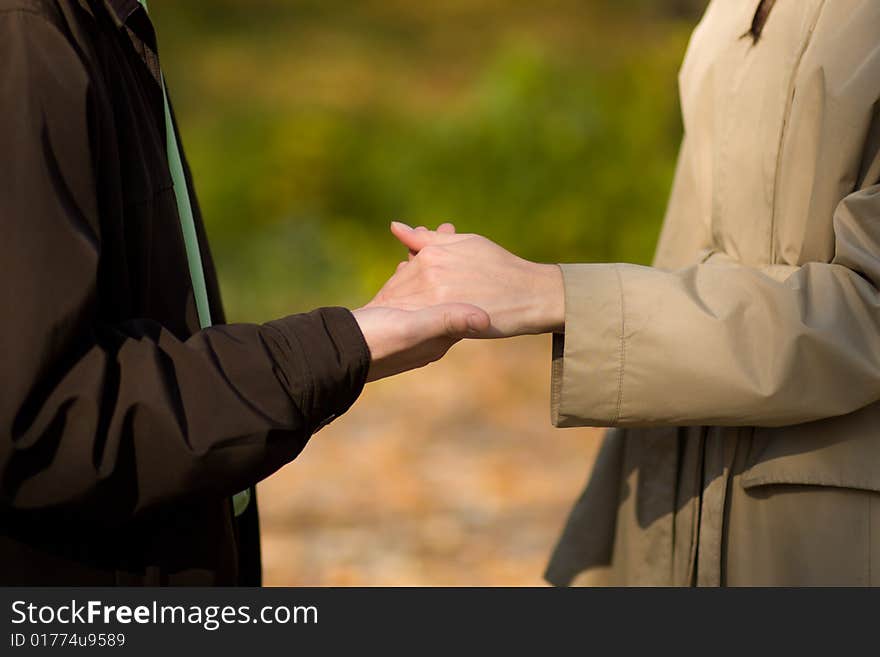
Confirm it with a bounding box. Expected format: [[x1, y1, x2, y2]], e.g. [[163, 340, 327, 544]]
[[353, 222, 564, 381]]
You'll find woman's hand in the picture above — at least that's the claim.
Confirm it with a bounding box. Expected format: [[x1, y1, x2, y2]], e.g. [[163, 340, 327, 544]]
[[369, 222, 564, 337]]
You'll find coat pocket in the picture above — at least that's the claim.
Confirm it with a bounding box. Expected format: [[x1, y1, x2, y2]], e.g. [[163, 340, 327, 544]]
[[741, 401, 880, 493]]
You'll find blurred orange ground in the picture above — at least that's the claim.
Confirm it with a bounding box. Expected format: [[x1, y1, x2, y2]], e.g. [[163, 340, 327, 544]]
[[257, 334, 602, 586]]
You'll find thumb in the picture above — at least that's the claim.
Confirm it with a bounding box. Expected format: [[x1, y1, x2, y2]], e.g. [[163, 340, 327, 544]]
[[413, 303, 491, 339], [390, 221, 459, 253]]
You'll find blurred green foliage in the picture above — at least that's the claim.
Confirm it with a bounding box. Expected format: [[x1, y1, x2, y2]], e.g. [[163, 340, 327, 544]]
[[150, 0, 703, 321]]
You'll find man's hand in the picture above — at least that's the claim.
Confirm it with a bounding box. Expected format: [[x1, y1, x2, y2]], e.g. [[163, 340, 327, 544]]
[[369, 222, 564, 337], [352, 303, 489, 381]]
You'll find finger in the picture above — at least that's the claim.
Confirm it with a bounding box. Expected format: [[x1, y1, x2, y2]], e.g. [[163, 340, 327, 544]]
[[418, 221, 453, 254], [413, 303, 491, 340], [390, 221, 459, 252], [395, 261, 408, 273], [389, 222, 423, 260]]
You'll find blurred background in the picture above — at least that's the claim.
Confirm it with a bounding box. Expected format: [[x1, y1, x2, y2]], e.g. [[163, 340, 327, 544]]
[[150, 0, 706, 585]]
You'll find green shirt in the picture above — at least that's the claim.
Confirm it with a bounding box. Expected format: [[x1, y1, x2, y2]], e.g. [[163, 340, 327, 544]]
[[138, 0, 250, 516]]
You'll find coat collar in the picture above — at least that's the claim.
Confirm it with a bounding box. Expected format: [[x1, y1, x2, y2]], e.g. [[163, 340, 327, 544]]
[[103, 0, 143, 28]]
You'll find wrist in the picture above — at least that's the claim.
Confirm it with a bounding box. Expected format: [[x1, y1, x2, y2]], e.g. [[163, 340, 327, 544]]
[[526, 263, 565, 334], [351, 307, 385, 380]]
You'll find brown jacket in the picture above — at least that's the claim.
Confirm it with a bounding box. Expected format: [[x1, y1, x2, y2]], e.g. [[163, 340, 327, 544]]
[[0, 0, 370, 585], [547, 0, 880, 585]]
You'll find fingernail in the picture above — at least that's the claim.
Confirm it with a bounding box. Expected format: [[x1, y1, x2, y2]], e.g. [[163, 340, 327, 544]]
[[391, 221, 412, 231], [466, 314, 483, 332]]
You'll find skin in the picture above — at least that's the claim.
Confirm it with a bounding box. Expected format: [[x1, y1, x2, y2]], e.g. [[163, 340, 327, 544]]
[[367, 222, 565, 339], [351, 303, 490, 382]]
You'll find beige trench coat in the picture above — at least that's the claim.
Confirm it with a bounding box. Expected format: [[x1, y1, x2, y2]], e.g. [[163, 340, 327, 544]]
[[546, 0, 880, 586]]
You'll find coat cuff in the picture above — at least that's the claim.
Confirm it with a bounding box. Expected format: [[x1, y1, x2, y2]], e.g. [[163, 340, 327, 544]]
[[551, 264, 624, 427], [266, 307, 370, 433]]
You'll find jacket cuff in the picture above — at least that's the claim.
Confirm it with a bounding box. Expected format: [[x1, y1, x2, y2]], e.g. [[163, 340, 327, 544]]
[[266, 307, 370, 432], [551, 264, 624, 427]]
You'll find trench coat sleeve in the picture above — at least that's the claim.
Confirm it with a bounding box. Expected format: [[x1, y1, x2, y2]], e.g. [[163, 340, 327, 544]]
[[552, 126, 880, 429], [0, 11, 370, 521]]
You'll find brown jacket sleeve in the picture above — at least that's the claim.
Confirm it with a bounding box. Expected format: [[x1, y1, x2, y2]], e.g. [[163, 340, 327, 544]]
[[0, 10, 369, 521]]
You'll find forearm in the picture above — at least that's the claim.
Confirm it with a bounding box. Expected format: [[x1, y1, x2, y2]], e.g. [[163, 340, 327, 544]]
[[554, 258, 880, 428], [1, 309, 370, 522]]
